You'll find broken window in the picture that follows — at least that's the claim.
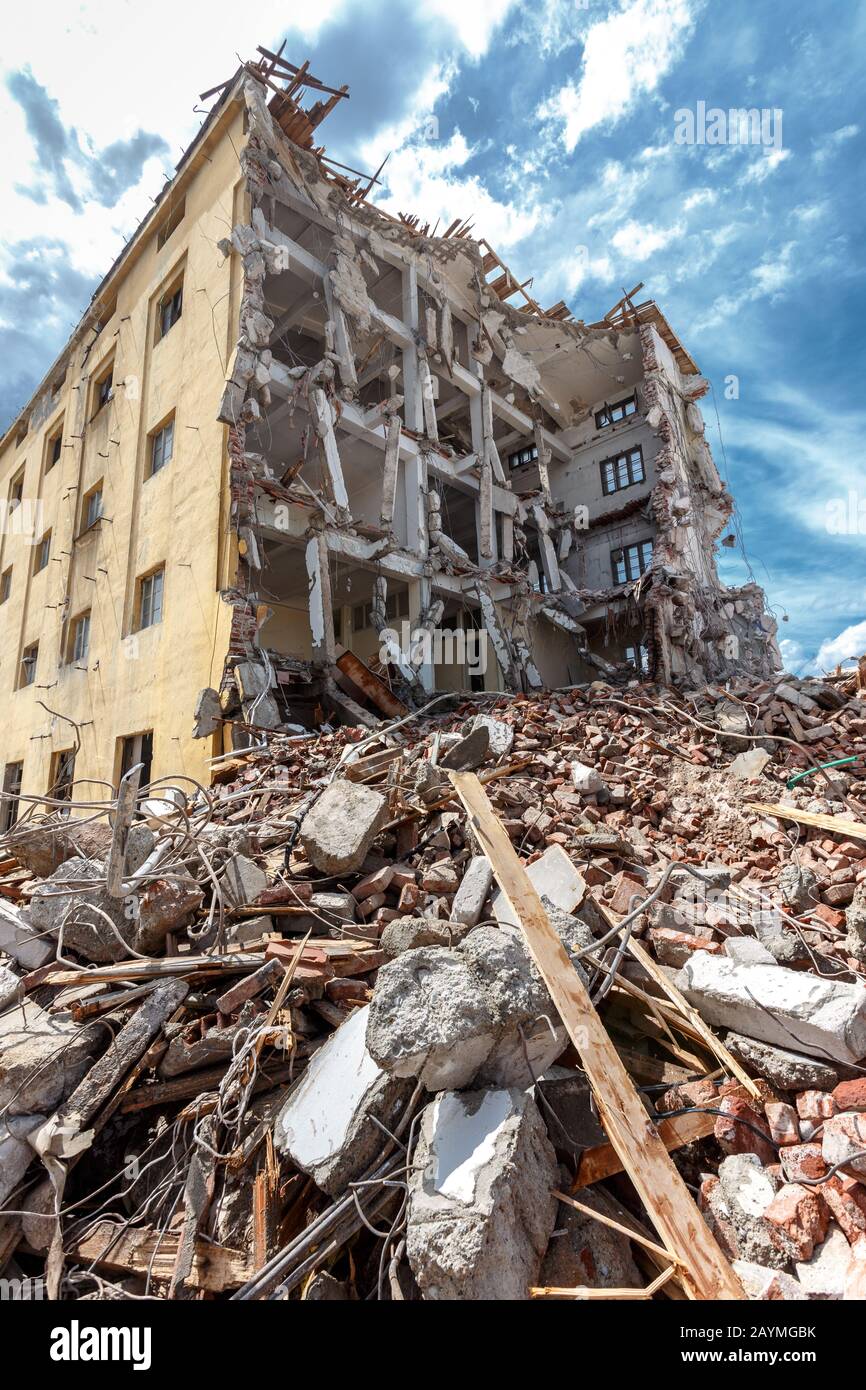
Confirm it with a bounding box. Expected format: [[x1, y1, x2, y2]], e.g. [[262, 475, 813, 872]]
[[34, 531, 51, 574], [626, 643, 650, 675], [93, 363, 114, 415], [158, 280, 183, 340], [46, 421, 64, 472], [600, 446, 645, 496], [1, 761, 23, 832], [82, 483, 103, 531], [20, 643, 38, 687], [71, 611, 91, 663], [9, 471, 24, 508], [0, 568, 10, 604], [508, 443, 538, 469], [120, 731, 153, 789], [137, 568, 164, 630], [149, 417, 175, 476], [596, 393, 638, 429], [157, 198, 185, 250], [50, 748, 76, 805], [611, 538, 653, 585], [352, 590, 408, 631]]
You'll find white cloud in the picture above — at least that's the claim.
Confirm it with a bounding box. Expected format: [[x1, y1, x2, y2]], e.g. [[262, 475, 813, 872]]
[[424, 0, 518, 58], [683, 186, 717, 210], [611, 218, 684, 260], [812, 123, 860, 164], [538, 0, 699, 152], [693, 240, 797, 328], [812, 620, 866, 672], [738, 148, 791, 184]]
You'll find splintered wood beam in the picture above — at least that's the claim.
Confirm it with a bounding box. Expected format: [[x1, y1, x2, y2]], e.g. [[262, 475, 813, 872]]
[[747, 801, 866, 843], [446, 771, 745, 1302], [66, 1221, 251, 1293], [572, 1110, 716, 1188]]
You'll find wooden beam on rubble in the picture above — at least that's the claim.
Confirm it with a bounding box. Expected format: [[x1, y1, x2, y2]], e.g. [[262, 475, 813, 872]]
[[446, 771, 745, 1302]]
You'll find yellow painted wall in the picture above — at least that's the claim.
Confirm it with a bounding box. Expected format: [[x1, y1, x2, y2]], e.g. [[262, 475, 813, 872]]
[[0, 95, 248, 807]]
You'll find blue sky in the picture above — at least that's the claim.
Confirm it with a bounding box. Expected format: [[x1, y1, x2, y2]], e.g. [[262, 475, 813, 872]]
[[1, 0, 864, 673]]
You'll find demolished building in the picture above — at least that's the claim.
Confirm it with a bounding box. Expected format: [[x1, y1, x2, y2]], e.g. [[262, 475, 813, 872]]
[[0, 48, 778, 815]]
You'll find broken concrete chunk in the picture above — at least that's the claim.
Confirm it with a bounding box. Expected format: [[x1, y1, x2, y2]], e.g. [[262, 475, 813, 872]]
[[379, 915, 471, 957], [0, 964, 21, 1012], [794, 1223, 851, 1298], [219, 853, 268, 909], [778, 863, 818, 913], [299, 779, 388, 875], [450, 855, 493, 927], [28, 858, 134, 964], [406, 1087, 557, 1300], [723, 1031, 842, 1091], [570, 760, 605, 794], [491, 844, 586, 929], [822, 1112, 866, 1178], [193, 687, 223, 738], [724, 937, 778, 967], [0, 898, 55, 970], [0, 997, 104, 1115], [0, 1114, 46, 1208], [469, 714, 514, 758], [274, 1004, 412, 1196], [366, 947, 499, 1091], [438, 724, 493, 772], [679, 952, 866, 1065], [729, 748, 771, 780], [732, 1258, 807, 1301], [535, 1066, 606, 1159]]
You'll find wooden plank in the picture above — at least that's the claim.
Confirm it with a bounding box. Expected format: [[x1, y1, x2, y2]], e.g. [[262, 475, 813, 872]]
[[572, 1110, 716, 1188], [66, 1221, 251, 1293], [747, 800, 866, 842], [447, 771, 744, 1302]]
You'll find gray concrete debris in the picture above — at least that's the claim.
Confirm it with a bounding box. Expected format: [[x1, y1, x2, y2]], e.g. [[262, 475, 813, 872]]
[[406, 1086, 558, 1300], [821, 1111, 866, 1178], [226, 912, 274, 946], [733, 1259, 807, 1301], [0, 963, 23, 1011], [469, 714, 514, 758], [679, 951, 866, 1065], [6, 817, 113, 878], [0, 898, 55, 970], [570, 759, 605, 794], [753, 910, 810, 965], [724, 937, 779, 967], [299, 779, 389, 875], [491, 844, 586, 929], [535, 1065, 606, 1160], [729, 748, 771, 780], [723, 1031, 842, 1091], [778, 862, 818, 914], [379, 915, 472, 957], [845, 882, 866, 966], [219, 853, 267, 909], [0, 997, 103, 1115], [0, 1114, 46, 1208], [274, 1004, 413, 1197], [438, 723, 493, 772], [450, 854, 494, 927], [714, 1153, 787, 1269], [794, 1223, 851, 1298], [540, 1188, 642, 1291], [193, 686, 223, 738]]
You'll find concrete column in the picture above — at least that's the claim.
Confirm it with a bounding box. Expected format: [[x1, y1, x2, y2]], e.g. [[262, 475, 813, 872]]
[[401, 263, 422, 432], [306, 533, 336, 664]]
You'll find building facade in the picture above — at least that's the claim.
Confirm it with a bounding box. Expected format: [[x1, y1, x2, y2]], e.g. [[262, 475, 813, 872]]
[[0, 52, 779, 822]]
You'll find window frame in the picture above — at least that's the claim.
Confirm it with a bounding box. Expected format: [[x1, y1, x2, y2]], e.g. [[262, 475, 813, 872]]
[[92, 361, 115, 417], [71, 610, 91, 663], [0, 567, 11, 604], [137, 567, 165, 631], [611, 538, 654, 585], [1, 761, 23, 832], [20, 642, 38, 688], [50, 748, 76, 805], [45, 419, 64, 472], [82, 483, 104, 532], [507, 443, 539, 470], [600, 445, 646, 497], [34, 531, 51, 574], [158, 279, 183, 341], [595, 393, 638, 430], [149, 416, 175, 477]]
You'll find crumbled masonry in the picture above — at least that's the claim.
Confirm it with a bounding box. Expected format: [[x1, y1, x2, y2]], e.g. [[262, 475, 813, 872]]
[[2, 49, 866, 1304]]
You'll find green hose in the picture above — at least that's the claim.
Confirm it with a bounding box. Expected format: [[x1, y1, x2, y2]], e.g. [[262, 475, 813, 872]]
[[786, 756, 857, 789]]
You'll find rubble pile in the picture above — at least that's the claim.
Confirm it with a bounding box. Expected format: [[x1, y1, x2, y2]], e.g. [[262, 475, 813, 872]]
[[2, 662, 866, 1300]]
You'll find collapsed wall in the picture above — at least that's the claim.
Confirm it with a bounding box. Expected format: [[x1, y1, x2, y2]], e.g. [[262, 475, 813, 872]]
[[206, 63, 779, 741]]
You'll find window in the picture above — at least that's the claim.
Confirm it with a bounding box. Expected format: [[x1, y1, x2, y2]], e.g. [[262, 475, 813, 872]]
[[508, 443, 538, 470], [158, 280, 183, 340], [46, 422, 64, 472], [596, 393, 638, 429], [82, 484, 103, 531], [352, 589, 409, 631], [92, 294, 117, 338], [626, 644, 650, 675], [93, 363, 114, 415], [600, 446, 645, 496], [120, 731, 153, 789], [611, 539, 654, 585], [149, 417, 174, 476], [20, 643, 38, 687], [50, 748, 76, 805], [0, 568, 10, 604], [34, 532, 51, 573], [157, 198, 185, 250], [1, 761, 23, 832], [51, 369, 67, 403], [71, 611, 91, 663], [138, 568, 164, 629], [9, 471, 24, 508], [15, 418, 29, 447]]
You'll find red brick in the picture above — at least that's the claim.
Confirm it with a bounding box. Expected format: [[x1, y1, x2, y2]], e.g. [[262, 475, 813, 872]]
[[823, 1176, 866, 1245], [779, 1142, 827, 1183], [714, 1096, 776, 1165], [763, 1183, 831, 1261], [796, 1090, 837, 1123], [812, 903, 846, 930], [833, 1079, 866, 1113], [607, 871, 649, 915], [765, 1101, 799, 1146]]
